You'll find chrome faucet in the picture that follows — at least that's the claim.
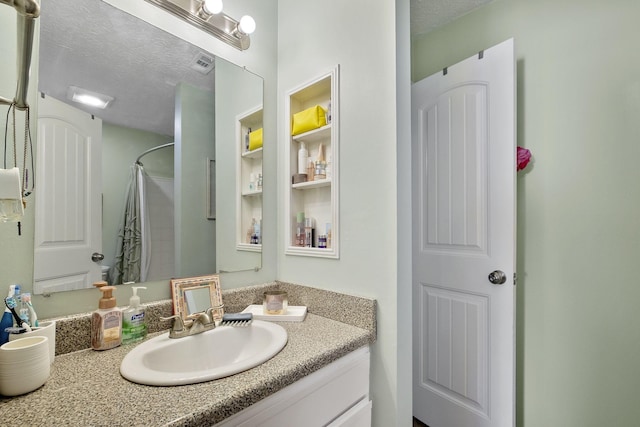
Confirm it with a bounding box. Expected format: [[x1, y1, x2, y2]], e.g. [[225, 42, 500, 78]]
[[160, 305, 223, 339]]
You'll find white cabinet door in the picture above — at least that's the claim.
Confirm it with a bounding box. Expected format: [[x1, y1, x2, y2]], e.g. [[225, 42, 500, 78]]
[[328, 398, 372, 427], [216, 346, 370, 427]]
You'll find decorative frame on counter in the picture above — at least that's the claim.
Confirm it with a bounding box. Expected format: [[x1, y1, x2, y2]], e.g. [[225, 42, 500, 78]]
[[170, 274, 224, 323]]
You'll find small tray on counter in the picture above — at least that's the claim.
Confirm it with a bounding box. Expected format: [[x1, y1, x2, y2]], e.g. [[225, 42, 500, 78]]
[[241, 305, 308, 322]]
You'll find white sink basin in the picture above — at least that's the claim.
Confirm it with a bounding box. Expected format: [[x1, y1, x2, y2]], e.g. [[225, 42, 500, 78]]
[[120, 320, 288, 386]]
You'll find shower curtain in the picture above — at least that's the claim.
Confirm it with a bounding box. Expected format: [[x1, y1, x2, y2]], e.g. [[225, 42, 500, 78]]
[[108, 163, 151, 285]]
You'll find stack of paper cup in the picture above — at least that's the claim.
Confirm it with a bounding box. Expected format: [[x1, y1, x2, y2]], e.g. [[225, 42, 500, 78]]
[[9, 321, 56, 364], [0, 336, 50, 396]]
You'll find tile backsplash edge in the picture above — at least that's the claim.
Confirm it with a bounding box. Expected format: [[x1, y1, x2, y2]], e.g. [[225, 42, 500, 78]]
[[48, 281, 377, 356]]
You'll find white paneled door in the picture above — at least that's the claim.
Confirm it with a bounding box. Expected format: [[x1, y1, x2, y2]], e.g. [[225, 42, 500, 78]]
[[412, 39, 516, 427], [34, 95, 102, 294]]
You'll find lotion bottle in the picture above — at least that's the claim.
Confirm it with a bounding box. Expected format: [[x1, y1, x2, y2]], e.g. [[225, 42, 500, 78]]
[[298, 142, 308, 174], [122, 286, 147, 345], [91, 281, 122, 351]]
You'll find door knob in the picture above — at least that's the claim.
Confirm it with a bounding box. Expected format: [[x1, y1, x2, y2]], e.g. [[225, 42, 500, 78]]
[[488, 270, 507, 285], [91, 252, 105, 262]]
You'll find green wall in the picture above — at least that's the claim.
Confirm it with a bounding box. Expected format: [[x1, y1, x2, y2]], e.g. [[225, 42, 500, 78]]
[[214, 58, 263, 273], [412, 1, 640, 425], [277, 1, 399, 425], [0, 11, 37, 305], [175, 83, 217, 277]]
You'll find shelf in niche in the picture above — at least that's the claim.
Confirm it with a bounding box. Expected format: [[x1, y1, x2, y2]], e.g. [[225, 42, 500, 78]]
[[237, 242, 262, 252], [285, 245, 336, 259], [292, 178, 331, 190], [242, 147, 263, 159], [285, 65, 339, 260], [292, 124, 331, 143], [242, 189, 263, 197]]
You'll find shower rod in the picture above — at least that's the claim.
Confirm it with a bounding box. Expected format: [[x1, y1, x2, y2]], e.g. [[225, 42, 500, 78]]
[[135, 142, 175, 165]]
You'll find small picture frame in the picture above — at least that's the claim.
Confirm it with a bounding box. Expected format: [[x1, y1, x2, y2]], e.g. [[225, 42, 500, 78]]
[[170, 274, 224, 323]]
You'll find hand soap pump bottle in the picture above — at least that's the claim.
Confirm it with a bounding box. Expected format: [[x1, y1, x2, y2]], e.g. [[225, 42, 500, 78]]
[[122, 286, 147, 345], [91, 281, 122, 351]]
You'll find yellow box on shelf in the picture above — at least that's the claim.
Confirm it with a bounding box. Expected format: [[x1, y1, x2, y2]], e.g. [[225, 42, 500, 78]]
[[291, 105, 327, 136], [248, 128, 263, 151]]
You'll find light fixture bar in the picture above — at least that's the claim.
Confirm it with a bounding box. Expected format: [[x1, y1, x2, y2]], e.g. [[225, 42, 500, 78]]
[[143, 0, 251, 51]]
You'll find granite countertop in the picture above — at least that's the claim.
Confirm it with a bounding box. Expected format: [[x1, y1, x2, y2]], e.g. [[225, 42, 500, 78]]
[[0, 282, 377, 426]]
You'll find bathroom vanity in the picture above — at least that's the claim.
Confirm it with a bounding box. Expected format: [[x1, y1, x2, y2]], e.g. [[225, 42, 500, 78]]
[[0, 283, 376, 426]]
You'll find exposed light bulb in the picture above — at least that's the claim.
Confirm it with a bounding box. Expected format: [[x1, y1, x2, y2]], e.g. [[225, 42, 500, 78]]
[[202, 0, 223, 15], [238, 15, 256, 35]]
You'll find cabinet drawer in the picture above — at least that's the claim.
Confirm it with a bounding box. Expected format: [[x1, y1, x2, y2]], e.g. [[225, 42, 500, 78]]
[[215, 346, 370, 427]]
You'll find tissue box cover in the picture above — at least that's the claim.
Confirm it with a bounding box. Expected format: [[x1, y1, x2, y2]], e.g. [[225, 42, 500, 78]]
[[249, 128, 263, 151], [291, 105, 327, 136]]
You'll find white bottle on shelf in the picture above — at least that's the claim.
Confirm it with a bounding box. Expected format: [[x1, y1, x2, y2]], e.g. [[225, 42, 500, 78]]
[[298, 142, 308, 175]]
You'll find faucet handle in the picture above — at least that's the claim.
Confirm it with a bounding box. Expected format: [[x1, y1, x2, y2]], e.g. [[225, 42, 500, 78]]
[[188, 311, 215, 335], [160, 315, 187, 338], [195, 311, 212, 325], [206, 304, 224, 326]]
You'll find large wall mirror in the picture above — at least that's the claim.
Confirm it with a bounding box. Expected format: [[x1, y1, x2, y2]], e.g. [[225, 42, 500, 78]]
[[33, 0, 263, 295]]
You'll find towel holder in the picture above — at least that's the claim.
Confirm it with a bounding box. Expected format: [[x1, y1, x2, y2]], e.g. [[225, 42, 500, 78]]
[[0, 0, 40, 110]]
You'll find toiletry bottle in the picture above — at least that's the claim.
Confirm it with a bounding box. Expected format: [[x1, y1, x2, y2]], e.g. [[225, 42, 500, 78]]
[[0, 285, 16, 345], [326, 223, 332, 249], [298, 142, 308, 175], [307, 160, 315, 180], [295, 212, 305, 246], [249, 218, 258, 244], [251, 218, 259, 244], [249, 173, 256, 191], [122, 286, 147, 345], [91, 281, 122, 351], [304, 217, 315, 248], [247, 219, 255, 243]]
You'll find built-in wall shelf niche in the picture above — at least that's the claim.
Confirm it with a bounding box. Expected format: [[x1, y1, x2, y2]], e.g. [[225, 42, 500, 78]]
[[237, 105, 263, 252], [285, 65, 339, 258]]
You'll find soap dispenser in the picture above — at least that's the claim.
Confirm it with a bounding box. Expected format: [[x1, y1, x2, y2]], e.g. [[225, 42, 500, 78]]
[[91, 281, 122, 351], [122, 286, 147, 345]]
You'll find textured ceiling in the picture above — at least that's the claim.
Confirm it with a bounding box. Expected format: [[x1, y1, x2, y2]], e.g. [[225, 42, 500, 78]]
[[38, 0, 490, 137], [39, 0, 215, 137], [411, 0, 492, 37]]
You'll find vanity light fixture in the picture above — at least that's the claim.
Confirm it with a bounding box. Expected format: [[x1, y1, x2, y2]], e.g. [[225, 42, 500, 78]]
[[66, 86, 114, 109], [197, 0, 223, 19], [143, 0, 256, 51]]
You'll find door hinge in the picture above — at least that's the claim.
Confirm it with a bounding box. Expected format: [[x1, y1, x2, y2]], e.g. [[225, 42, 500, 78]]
[[513, 272, 517, 286]]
